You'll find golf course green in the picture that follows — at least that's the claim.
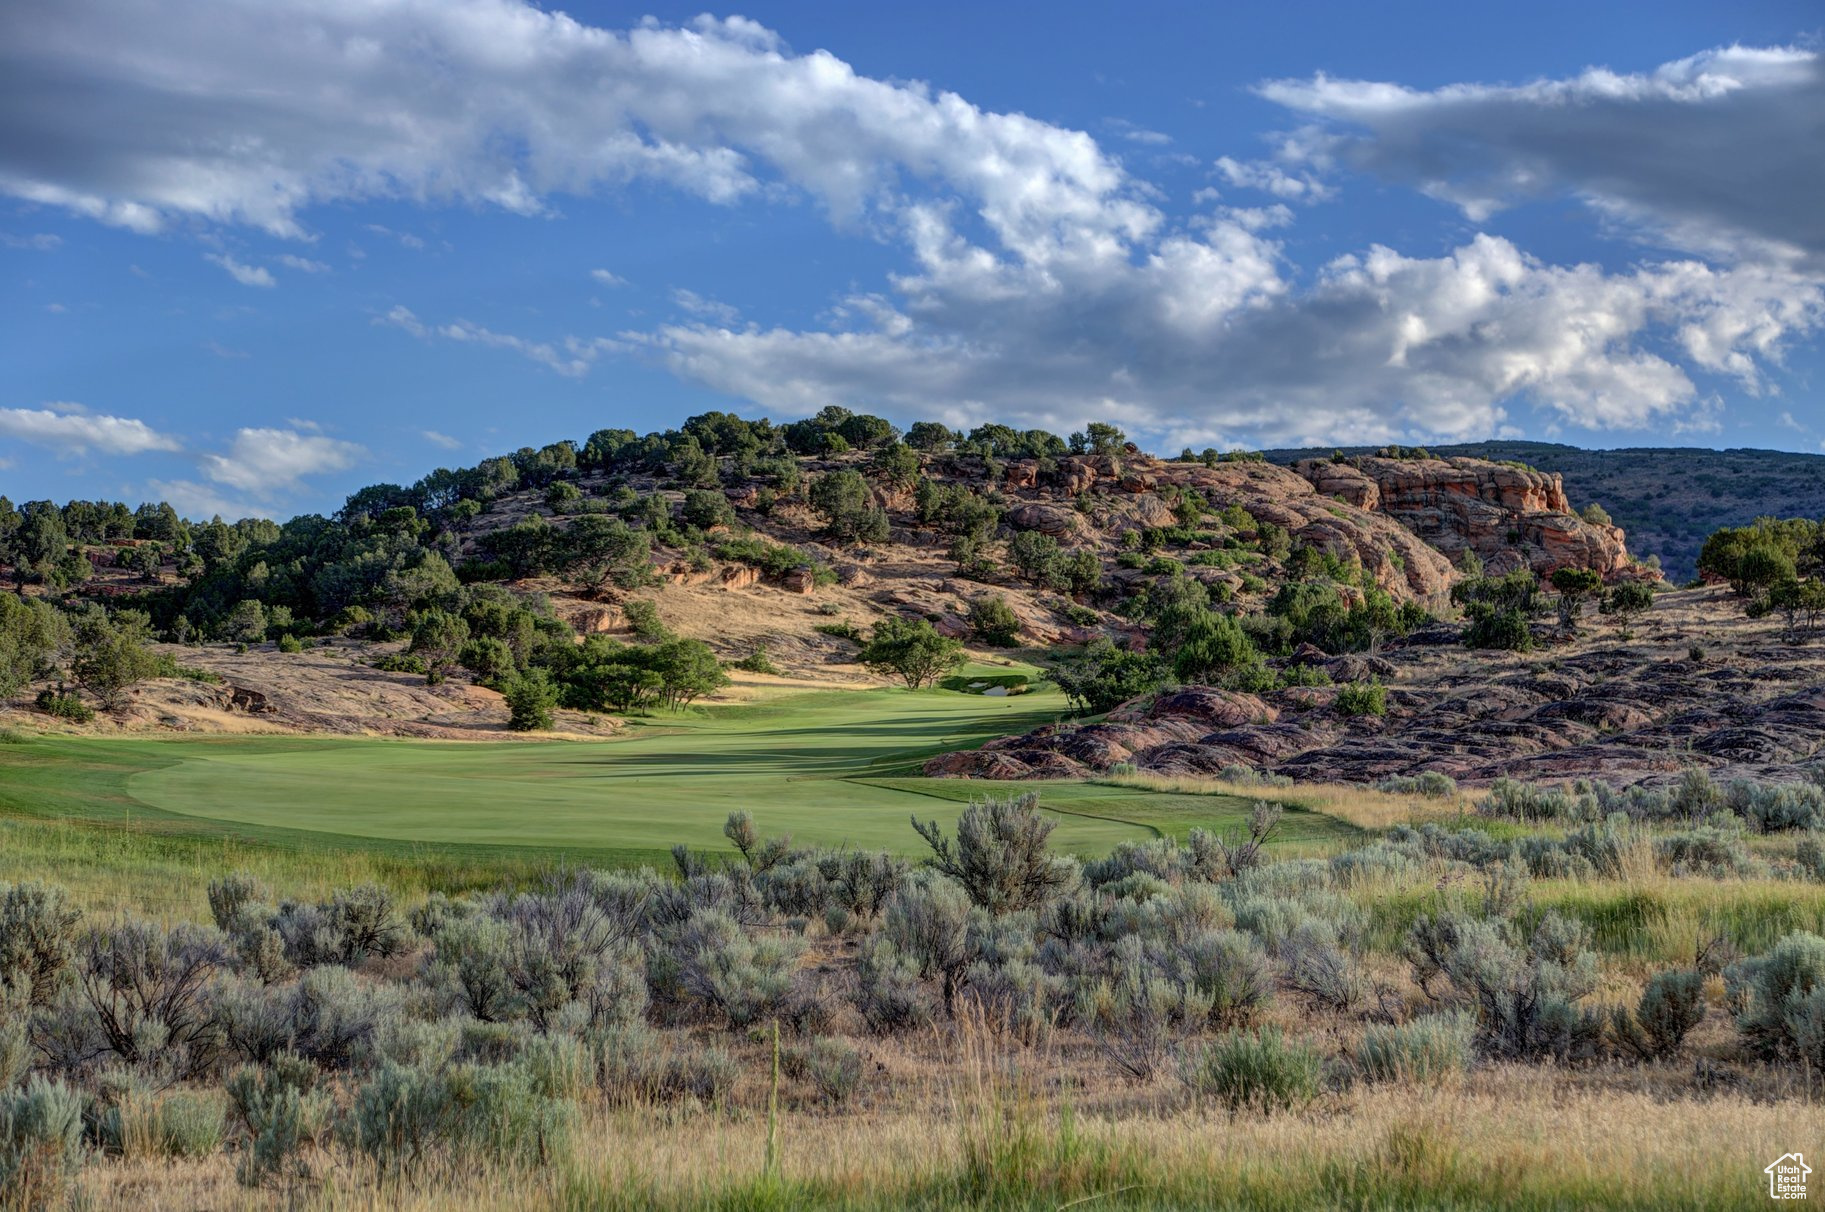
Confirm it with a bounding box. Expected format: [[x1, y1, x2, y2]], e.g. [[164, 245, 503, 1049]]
[[0, 679, 1357, 867]]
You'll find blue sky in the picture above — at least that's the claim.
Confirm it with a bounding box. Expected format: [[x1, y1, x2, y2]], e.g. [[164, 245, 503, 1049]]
[[2, 0, 1822, 519]]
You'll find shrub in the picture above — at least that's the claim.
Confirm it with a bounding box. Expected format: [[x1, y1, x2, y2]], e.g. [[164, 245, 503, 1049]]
[[503, 668, 559, 732], [1733, 932, 1825, 1065], [33, 690, 93, 723], [731, 645, 781, 675], [1403, 911, 1602, 1062], [1375, 771, 1458, 799], [1612, 969, 1706, 1061], [1334, 679, 1387, 717], [592, 1025, 737, 1106], [75, 919, 231, 1077], [880, 877, 974, 1016], [1173, 928, 1273, 1027], [1356, 1011, 1475, 1085], [912, 792, 1077, 913], [102, 1086, 224, 1160], [969, 596, 1022, 647], [226, 1055, 332, 1189], [1463, 607, 1533, 651], [284, 965, 401, 1070], [673, 910, 803, 1029], [0, 1077, 85, 1210], [854, 938, 936, 1033], [1180, 1027, 1322, 1115], [0, 882, 82, 1007], [784, 1038, 865, 1105]]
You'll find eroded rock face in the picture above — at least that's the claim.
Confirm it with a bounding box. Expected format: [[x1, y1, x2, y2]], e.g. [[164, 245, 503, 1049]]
[[925, 598, 1825, 789], [1294, 455, 1638, 580], [1145, 460, 1459, 602]]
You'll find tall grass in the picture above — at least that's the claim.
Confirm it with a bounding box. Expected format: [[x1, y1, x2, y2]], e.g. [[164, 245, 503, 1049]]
[[1093, 771, 1464, 832]]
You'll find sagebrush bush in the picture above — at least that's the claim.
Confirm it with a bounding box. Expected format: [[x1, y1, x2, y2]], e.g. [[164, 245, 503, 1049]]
[[880, 875, 974, 1014], [784, 1037, 865, 1105], [1612, 968, 1706, 1061], [912, 792, 1077, 913], [226, 1054, 332, 1190], [1375, 771, 1458, 799], [0, 1076, 84, 1212], [1404, 911, 1602, 1062], [75, 919, 231, 1078], [1733, 932, 1825, 1065], [672, 909, 803, 1028], [591, 1025, 736, 1106], [1180, 1027, 1323, 1115], [0, 882, 81, 1007], [853, 938, 935, 1034], [1356, 1011, 1475, 1084]]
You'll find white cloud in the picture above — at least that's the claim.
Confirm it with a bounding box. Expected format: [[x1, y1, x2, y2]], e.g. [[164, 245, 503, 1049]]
[[273, 253, 329, 273], [648, 232, 1823, 449], [590, 268, 628, 287], [198, 426, 365, 495], [0, 406, 181, 455], [1258, 45, 1825, 269], [378, 305, 623, 377], [1106, 118, 1172, 147], [6, 5, 1821, 446], [145, 478, 263, 521], [1212, 156, 1334, 202], [364, 224, 426, 250], [0, 232, 60, 250], [204, 252, 275, 287], [0, 1, 1155, 267], [672, 289, 741, 325], [421, 429, 463, 450], [204, 340, 249, 359]]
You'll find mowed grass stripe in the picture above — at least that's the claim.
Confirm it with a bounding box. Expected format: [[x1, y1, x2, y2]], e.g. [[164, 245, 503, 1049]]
[[2, 681, 1360, 864]]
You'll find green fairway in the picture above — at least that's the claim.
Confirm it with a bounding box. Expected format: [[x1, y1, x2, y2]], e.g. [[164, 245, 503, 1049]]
[[0, 681, 1358, 870]]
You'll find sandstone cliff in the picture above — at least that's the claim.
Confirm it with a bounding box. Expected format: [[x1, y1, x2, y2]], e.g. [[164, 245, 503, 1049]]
[[1293, 455, 1638, 580]]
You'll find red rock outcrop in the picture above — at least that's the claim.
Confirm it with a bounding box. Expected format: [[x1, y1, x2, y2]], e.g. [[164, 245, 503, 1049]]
[[1293, 455, 1639, 580]]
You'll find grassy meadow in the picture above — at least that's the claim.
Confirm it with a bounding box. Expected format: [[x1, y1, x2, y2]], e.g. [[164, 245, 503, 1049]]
[[0, 680, 1352, 920], [4, 681, 1824, 1212]]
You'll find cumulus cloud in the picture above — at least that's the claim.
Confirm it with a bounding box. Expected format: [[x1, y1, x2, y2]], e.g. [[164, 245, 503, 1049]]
[[204, 252, 275, 287], [6, 4, 1822, 445], [273, 253, 329, 273], [1212, 156, 1334, 203], [0, 406, 182, 455], [198, 426, 365, 495], [1258, 45, 1825, 268], [421, 429, 463, 450], [590, 268, 628, 287]]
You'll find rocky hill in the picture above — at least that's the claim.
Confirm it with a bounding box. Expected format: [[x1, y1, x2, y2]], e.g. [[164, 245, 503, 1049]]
[[1291, 454, 1634, 580], [1267, 440, 1825, 583], [443, 446, 1636, 663], [926, 586, 1825, 790], [2, 418, 1652, 747]]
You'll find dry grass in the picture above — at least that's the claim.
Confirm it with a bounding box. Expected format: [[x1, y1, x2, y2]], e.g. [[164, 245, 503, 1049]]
[[1094, 770, 1465, 832], [66, 1063, 1799, 1211]]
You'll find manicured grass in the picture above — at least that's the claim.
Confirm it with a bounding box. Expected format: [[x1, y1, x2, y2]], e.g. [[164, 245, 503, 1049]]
[[0, 682, 1362, 911]]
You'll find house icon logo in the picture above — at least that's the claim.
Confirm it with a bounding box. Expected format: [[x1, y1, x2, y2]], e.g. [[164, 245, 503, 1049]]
[[1767, 1153, 1811, 1200]]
